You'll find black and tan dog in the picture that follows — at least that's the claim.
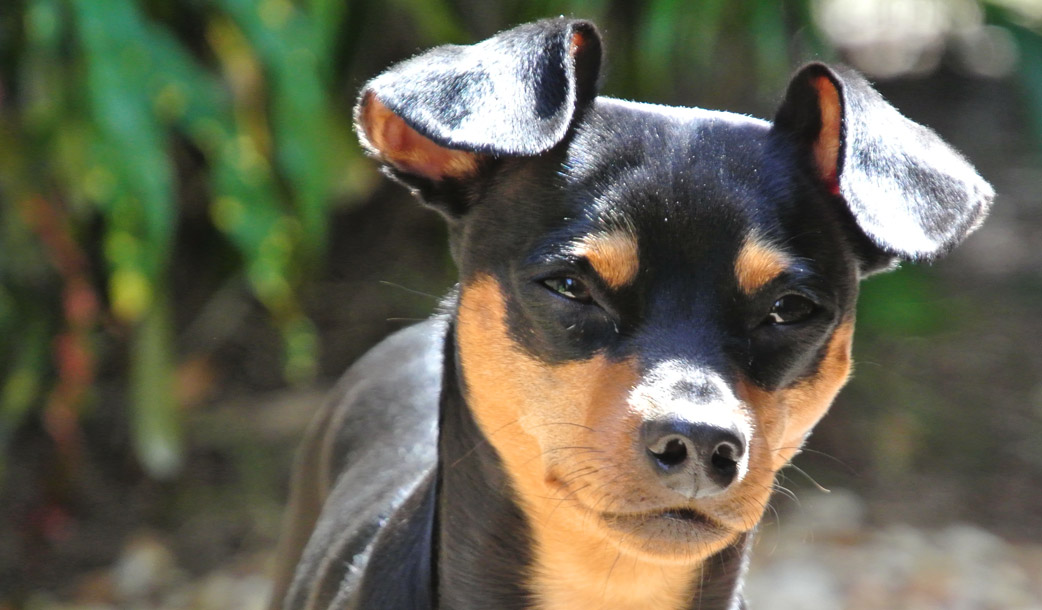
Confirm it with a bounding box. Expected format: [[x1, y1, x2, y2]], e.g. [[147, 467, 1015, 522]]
[[269, 18, 993, 610]]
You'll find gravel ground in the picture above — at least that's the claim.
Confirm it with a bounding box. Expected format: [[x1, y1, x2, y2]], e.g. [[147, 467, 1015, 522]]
[[19, 489, 1042, 610], [746, 490, 1042, 610]]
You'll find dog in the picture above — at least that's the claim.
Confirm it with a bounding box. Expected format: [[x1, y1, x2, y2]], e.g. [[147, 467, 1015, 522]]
[[268, 18, 993, 610]]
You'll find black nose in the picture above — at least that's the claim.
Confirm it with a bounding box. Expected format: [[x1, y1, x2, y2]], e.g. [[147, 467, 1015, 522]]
[[643, 418, 747, 499]]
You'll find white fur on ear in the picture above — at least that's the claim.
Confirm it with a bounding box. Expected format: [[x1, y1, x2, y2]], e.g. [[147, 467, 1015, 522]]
[[353, 18, 602, 182], [774, 63, 994, 262]]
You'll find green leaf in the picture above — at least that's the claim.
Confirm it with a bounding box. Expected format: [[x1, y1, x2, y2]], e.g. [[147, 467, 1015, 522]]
[[129, 289, 182, 479], [307, 0, 349, 69], [71, 0, 176, 303], [857, 267, 957, 337], [388, 0, 468, 44], [637, 0, 728, 97], [750, 0, 791, 94], [217, 0, 333, 261], [74, 1, 175, 239], [283, 313, 318, 385], [0, 316, 48, 446], [1004, 19, 1042, 146], [638, 0, 684, 96]]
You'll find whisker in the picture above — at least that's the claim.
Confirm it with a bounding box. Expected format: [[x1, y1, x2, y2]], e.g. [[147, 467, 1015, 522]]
[[604, 517, 649, 595], [377, 280, 442, 300], [556, 465, 597, 486], [765, 499, 782, 529], [604, 548, 624, 598], [784, 463, 832, 494], [773, 445, 858, 476], [546, 482, 591, 521], [448, 418, 520, 467], [586, 473, 627, 513], [770, 481, 801, 506], [521, 447, 604, 472], [529, 421, 597, 432]]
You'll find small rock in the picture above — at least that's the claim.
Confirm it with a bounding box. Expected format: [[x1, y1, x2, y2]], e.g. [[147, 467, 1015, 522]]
[[192, 571, 271, 610], [112, 532, 181, 601]]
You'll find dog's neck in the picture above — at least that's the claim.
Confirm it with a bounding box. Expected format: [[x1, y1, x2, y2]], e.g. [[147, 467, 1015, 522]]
[[435, 325, 750, 610], [437, 327, 536, 609]]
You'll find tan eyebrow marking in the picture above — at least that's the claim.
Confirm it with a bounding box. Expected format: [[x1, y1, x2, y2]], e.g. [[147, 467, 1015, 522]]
[[571, 230, 640, 289], [735, 233, 792, 295]]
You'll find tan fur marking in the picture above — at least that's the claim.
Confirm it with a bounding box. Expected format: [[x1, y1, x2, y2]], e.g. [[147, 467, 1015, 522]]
[[740, 320, 854, 471], [456, 276, 699, 610], [813, 76, 842, 186], [572, 230, 640, 289], [358, 94, 480, 180], [734, 234, 791, 295], [455, 278, 854, 608]]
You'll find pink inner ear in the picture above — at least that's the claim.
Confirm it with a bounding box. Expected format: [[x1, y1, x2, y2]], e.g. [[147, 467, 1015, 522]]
[[358, 93, 481, 181], [811, 77, 842, 196], [570, 30, 587, 57]]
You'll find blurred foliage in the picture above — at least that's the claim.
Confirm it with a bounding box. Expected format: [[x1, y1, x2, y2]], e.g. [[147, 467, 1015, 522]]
[[857, 267, 963, 338], [0, 0, 350, 478], [0, 0, 1039, 482], [996, 5, 1042, 144]]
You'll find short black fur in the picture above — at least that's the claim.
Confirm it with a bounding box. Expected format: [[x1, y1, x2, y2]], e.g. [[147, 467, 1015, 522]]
[[435, 326, 537, 609]]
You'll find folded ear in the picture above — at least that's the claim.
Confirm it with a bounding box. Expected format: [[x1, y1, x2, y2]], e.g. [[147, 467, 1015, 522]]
[[355, 18, 602, 185], [772, 63, 994, 269]]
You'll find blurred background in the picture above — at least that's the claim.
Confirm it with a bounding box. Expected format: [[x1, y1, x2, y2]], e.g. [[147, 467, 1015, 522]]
[[1, 0, 1041, 608]]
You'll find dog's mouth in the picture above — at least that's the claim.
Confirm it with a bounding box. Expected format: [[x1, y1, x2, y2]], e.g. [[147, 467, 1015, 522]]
[[601, 507, 721, 531], [592, 505, 743, 561], [544, 471, 739, 553]]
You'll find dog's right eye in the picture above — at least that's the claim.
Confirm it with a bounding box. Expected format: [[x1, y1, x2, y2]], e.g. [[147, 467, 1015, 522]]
[[542, 277, 593, 303], [765, 294, 817, 325]]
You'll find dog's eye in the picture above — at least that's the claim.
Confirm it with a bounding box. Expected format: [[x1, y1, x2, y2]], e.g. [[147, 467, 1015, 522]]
[[766, 295, 816, 325], [542, 277, 593, 303]]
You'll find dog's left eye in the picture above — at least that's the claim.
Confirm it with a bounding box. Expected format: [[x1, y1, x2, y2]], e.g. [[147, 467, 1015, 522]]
[[542, 277, 593, 303], [766, 295, 816, 325]]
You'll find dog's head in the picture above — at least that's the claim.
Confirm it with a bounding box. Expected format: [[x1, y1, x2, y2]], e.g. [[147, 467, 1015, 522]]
[[355, 19, 992, 564]]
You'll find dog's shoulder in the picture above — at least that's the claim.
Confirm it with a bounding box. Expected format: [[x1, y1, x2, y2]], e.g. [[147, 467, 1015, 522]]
[[279, 317, 445, 610], [323, 316, 445, 475]]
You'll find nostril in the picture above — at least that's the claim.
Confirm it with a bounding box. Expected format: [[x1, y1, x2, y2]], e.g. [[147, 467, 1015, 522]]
[[642, 419, 747, 499], [715, 439, 743, 461], [651, 437, 689, 467], [710, 441, 739, 477]]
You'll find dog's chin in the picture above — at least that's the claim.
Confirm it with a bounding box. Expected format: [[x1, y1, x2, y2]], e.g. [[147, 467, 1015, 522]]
[[595, 507, 739, 562]]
